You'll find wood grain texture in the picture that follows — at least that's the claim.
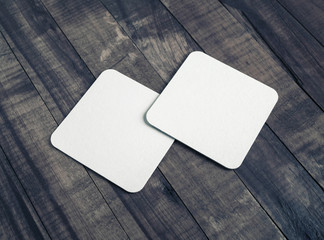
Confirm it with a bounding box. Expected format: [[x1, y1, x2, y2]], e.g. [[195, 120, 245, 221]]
[[160, 0, 324, 189], [0, 0, 94, 122], [278, 0, 324, 44], [0, 147, 50, 240], [99, 0, 201, 80], [37, 0, 283, 237], [42, 0, 166, 92], [92, 169, 208, 240], [220, 0, 324, 110], [159, 142, 285, 239], [0, 0, 209, 238], [238, 126, 324, 239], [0, 30, 128, 240], [1, 0, 323, 239], [101, 0, 324, 238], [44, 0, 288, 239], [3, 0, 285, 238]]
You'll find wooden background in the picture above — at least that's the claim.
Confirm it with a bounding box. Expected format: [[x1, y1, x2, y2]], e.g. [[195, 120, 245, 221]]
[[0, 0, 323, 239]]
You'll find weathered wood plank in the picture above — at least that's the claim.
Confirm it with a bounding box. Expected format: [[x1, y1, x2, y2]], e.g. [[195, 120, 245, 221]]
[[92, 169, 208, 240], [0, 147, 51, 240], [159, 141, 284, 239], [99, 0, 201, 80], [220, 0, 324, 109], [0, 0, 209, 238], [278, 0, 324, 44], [100, 0, 324, 238], [0, 30, 128, 240], [162, 127, 324, 240], [40, 0, 165, 92], [238, 126, 324, 239], [41, 0, 286, 239], [160, 0, 324, 188]]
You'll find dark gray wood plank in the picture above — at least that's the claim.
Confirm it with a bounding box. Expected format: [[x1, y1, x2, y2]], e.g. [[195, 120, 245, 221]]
[[0, 30, 128, 240], [278, 0, 324, 44], [2, 0, 285, 238], [238, 126, 324, 239], [160, 0, 324, 188], [40, 0, 166, 92], [159, 141, 284, 239], [0, 0, 209, 238], [0, 147, 51, 240], [92, 169, 208, 240], [99, 0, 324, 238], [100, 0, 201, 80], [40, 0, 286, 239], [220, 0, 324, 110]]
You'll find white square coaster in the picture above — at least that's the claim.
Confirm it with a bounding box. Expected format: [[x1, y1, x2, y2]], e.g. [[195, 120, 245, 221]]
[[51, 70, 174, 192], [146, 51, 278, 169]]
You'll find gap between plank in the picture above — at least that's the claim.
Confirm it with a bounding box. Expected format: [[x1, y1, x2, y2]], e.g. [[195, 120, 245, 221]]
[[99, 0, 287, 236], [128, 0, 323, 234], [232, 168, 288, 239], [0, 144, 53, 240], [0, 30, 58, 128], [35, 1, 191, 236], [265, 123, 324, 192], [219, 0, 324, 112], [95, 1, 213, 237], [0, 29, 98, 240], [12, 0, 199, 237], [0, 22, 130, 239], [275, 0, 323, 47], [157, 0, 324, 189], [97, 0, 174, 86], [85, 171, 131, 240], [4, 0, 320, 237], [156, 168, 210, 240]]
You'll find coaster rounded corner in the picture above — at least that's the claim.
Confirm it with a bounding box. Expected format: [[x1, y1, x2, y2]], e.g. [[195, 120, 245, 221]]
[[270, 88, 279, 104], [124, 182, 146, 193], [223, 160, 243, 170], [188, 50, 205, 58], [144, 107, 156, 127], [50, 129, 59, 148]]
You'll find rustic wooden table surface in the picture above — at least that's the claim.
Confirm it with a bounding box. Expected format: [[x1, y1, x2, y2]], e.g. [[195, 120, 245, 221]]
[[0, 0, 323, 239]]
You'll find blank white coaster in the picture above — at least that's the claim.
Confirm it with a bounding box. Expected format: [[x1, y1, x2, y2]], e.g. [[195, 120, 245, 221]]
[[51, 70, 174, 192], [146, 51, 278, 169]]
